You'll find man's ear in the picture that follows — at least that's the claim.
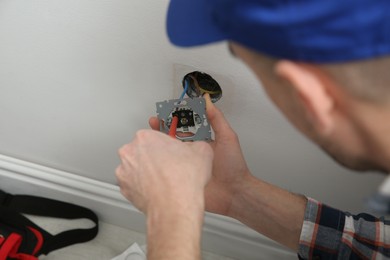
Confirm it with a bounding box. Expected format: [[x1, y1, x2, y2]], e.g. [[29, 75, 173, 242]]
[[275, 60, 335, 135]]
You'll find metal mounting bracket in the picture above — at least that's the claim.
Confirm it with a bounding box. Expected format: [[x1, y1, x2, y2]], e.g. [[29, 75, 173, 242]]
[[156, 97, 211, 142]]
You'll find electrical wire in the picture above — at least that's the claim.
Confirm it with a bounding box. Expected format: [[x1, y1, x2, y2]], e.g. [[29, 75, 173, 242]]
[[170, 79, 189, 139], [168, 116, 179, 138], [179, 79, 189, 100]]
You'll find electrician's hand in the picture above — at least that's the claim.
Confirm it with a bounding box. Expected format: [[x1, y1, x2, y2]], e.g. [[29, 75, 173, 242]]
[[149, 94, 251, 217], [116, 129, 213, 215]]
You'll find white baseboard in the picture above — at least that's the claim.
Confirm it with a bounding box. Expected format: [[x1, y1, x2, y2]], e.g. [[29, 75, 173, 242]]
[[0, 154, 296, 259]]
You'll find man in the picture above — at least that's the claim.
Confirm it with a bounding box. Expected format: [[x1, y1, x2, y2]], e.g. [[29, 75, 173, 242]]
[[116, 0, 390, 259]]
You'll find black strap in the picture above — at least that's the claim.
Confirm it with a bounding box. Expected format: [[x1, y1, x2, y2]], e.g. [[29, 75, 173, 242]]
[[0, 189, 98, 255]]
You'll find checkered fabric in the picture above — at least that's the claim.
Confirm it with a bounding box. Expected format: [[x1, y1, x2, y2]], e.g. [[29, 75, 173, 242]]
[[298, 198, 390, 259]]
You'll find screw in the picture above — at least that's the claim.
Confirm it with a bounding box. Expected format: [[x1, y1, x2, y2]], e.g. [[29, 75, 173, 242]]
[[194, 115, 202, 124], [181, 118, 189, 125]]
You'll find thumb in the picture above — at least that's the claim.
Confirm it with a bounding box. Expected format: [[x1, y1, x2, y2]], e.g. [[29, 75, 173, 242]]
[[149, 116, 161, 131], [204, 94, 236, 141]]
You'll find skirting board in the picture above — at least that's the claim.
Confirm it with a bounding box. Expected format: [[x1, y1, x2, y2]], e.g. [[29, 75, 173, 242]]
[[0, 154, 296, 259]]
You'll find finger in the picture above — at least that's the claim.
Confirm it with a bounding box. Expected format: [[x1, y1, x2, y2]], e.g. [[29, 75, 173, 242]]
[[117, 144, 135, 169], [204, 93, 236, 141], [115, 165, 125, 186], [149, 117, 160, 131]]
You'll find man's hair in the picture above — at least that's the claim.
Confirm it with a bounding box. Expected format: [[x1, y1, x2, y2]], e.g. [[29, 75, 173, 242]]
[[321, 56, 390, 103]]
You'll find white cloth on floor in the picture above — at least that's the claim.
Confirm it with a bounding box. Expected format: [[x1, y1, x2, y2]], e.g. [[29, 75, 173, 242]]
[[111, 242, 146, 260]]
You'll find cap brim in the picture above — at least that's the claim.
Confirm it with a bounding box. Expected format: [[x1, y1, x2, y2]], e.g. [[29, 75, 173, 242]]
[[167, 0, 226, 47]]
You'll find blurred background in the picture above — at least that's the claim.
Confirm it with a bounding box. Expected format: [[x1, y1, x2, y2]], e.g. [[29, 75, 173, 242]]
[[0, 0, 385, 216]]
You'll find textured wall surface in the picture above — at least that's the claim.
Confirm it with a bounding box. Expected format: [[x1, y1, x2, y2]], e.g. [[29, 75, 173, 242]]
[[0, 0, 385, 215]]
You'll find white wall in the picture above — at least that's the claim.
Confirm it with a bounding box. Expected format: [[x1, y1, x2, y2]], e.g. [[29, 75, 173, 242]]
[[0, 0, 385, 219]]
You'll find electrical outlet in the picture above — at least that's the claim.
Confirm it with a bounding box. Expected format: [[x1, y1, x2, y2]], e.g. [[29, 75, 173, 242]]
[[168, 63, 235, 140]]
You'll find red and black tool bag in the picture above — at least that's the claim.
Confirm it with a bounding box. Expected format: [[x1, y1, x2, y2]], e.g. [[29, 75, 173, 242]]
[[0, 189, 99, 260]]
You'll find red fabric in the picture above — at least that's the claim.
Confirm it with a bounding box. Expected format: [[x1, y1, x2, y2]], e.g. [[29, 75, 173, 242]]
[[26, 227, 43, 256], [0, 230, 41, 260], [0, 233, 22, 260]]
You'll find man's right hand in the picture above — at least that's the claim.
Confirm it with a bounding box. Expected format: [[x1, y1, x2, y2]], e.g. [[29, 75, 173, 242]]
[[150, 95, 307, 250], [149, 94, 251, 217]]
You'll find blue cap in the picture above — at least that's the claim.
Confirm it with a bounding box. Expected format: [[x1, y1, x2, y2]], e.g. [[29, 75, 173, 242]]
[[167, 0, 390, 63]]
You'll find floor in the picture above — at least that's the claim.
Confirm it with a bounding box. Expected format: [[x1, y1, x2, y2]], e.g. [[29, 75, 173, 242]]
[[27, 216, 234, 260]]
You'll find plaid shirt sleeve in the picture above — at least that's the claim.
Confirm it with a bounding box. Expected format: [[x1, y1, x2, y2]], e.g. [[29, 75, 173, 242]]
[[298, 197, 390, 260]]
